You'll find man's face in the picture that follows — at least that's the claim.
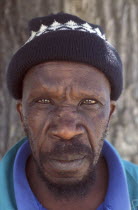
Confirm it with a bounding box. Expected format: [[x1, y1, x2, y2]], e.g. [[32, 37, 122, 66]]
[[17, 61, 115, 197]]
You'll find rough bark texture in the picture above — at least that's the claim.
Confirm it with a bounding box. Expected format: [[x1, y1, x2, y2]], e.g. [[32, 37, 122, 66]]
[[0, 0, 138, 162]]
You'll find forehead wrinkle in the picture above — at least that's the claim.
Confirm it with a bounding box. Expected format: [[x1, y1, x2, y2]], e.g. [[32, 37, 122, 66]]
[[61, 82, 107, 103], [24, 73, 108, 102], [71, 85, 107, 102], [23, 62, 111, 101]]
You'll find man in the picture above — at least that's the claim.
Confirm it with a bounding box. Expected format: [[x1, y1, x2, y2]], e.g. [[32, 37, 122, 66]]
[[0, 12, 138, 210]]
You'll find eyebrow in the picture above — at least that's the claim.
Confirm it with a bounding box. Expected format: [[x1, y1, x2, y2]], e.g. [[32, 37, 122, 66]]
[[26, 83, 106, 104]]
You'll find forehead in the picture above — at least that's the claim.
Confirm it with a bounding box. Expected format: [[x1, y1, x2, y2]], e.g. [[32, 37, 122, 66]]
[[24, 61, 110, 84], [23, 61, 111, 97]]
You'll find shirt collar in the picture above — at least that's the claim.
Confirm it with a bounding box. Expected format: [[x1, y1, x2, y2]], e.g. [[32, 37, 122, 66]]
[[13, 139, 131, 210], [98, 140, 131, 210]]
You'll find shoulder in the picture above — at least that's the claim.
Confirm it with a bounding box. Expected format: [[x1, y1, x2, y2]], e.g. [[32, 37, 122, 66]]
[[0, 138, 27, 168], [122, 160, 138, 209], [123, 159, 138, 183], [0, 137, 27, 210]]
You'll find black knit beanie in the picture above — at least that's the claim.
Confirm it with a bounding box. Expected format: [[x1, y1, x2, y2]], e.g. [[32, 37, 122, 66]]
[[6, 12, 123, 100]]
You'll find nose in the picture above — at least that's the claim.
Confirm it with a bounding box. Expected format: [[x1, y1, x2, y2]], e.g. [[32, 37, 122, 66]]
[[51, 117, 84, 140]]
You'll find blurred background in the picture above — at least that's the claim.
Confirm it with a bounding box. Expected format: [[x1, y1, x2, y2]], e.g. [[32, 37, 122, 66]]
[[0, 0, 138, 162]]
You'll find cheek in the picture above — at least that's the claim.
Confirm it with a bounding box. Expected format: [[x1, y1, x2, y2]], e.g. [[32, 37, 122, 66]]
[[94, 110, 109, 139], [96, 105, 110, 126], [83, 106, 110, 145], [85, 105, 110, 127], [23, 107, 55, 156], [23, 106, 49, 134]]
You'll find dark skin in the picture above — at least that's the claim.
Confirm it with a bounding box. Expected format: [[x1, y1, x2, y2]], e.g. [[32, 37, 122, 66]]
[[17, 61, 116, 210]]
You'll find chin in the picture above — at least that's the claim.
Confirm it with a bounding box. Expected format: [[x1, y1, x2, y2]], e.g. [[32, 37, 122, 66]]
[[36, 161, 97, 200]]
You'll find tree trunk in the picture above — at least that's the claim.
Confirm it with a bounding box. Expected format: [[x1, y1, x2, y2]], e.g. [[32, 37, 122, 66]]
[[0, 0, 138, 162]]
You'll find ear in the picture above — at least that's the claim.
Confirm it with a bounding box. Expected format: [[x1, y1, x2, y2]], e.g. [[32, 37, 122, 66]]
[[109, 101, 116, 121], [16, 100, 24, 123]]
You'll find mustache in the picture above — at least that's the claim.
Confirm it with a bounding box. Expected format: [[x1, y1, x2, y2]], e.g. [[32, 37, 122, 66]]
[[39, 139, 94, 162]]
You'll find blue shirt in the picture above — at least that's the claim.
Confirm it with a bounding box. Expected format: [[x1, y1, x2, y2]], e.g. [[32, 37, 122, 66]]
[[13, 139, 131, 210]]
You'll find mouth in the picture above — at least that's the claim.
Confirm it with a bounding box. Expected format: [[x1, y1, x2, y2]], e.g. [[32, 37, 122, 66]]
[[47, 155, 87, 171]]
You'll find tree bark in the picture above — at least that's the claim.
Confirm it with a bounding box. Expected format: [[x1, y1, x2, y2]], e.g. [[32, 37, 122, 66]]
[[0, 0, 138, 162]]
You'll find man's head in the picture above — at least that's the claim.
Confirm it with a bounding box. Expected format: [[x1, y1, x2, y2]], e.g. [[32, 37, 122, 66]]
[[6, 13, 122, 199], [17, 61, 115, 198]]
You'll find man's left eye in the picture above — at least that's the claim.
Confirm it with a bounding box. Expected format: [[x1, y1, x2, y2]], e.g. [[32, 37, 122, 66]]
[[37, 99, 51, 104], [80, 99, 97, 105]]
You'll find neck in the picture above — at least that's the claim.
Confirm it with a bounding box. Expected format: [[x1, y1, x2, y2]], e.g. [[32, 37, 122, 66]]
[[26, 156, 108, 210]]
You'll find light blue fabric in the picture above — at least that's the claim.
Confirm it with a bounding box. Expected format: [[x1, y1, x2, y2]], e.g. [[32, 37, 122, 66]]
[[0, 138, 26, 210], [13, 139, 131, 210], [123, 160, 138, 210]]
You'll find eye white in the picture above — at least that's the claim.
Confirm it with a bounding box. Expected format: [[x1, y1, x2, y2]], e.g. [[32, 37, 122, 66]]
[[81, 99, 97, 105], [37, 99, 51, 103]]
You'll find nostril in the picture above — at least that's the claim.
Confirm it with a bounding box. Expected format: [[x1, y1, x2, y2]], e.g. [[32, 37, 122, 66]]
[[49, 121, 85, 140], [52, 133, 82, 141], [52, 134, 61, 140], [51, 127, 84, 140], [74, 133, 83, 139]]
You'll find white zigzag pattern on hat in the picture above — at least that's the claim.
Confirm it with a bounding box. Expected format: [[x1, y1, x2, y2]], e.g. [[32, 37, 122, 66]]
[[25, 20, 106, 44]]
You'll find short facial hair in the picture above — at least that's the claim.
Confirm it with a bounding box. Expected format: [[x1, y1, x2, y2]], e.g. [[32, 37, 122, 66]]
[[24, 122, 108, 200]]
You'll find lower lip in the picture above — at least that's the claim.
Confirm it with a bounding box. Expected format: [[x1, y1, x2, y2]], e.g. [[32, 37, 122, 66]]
[[48, 157, 86, 171]]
